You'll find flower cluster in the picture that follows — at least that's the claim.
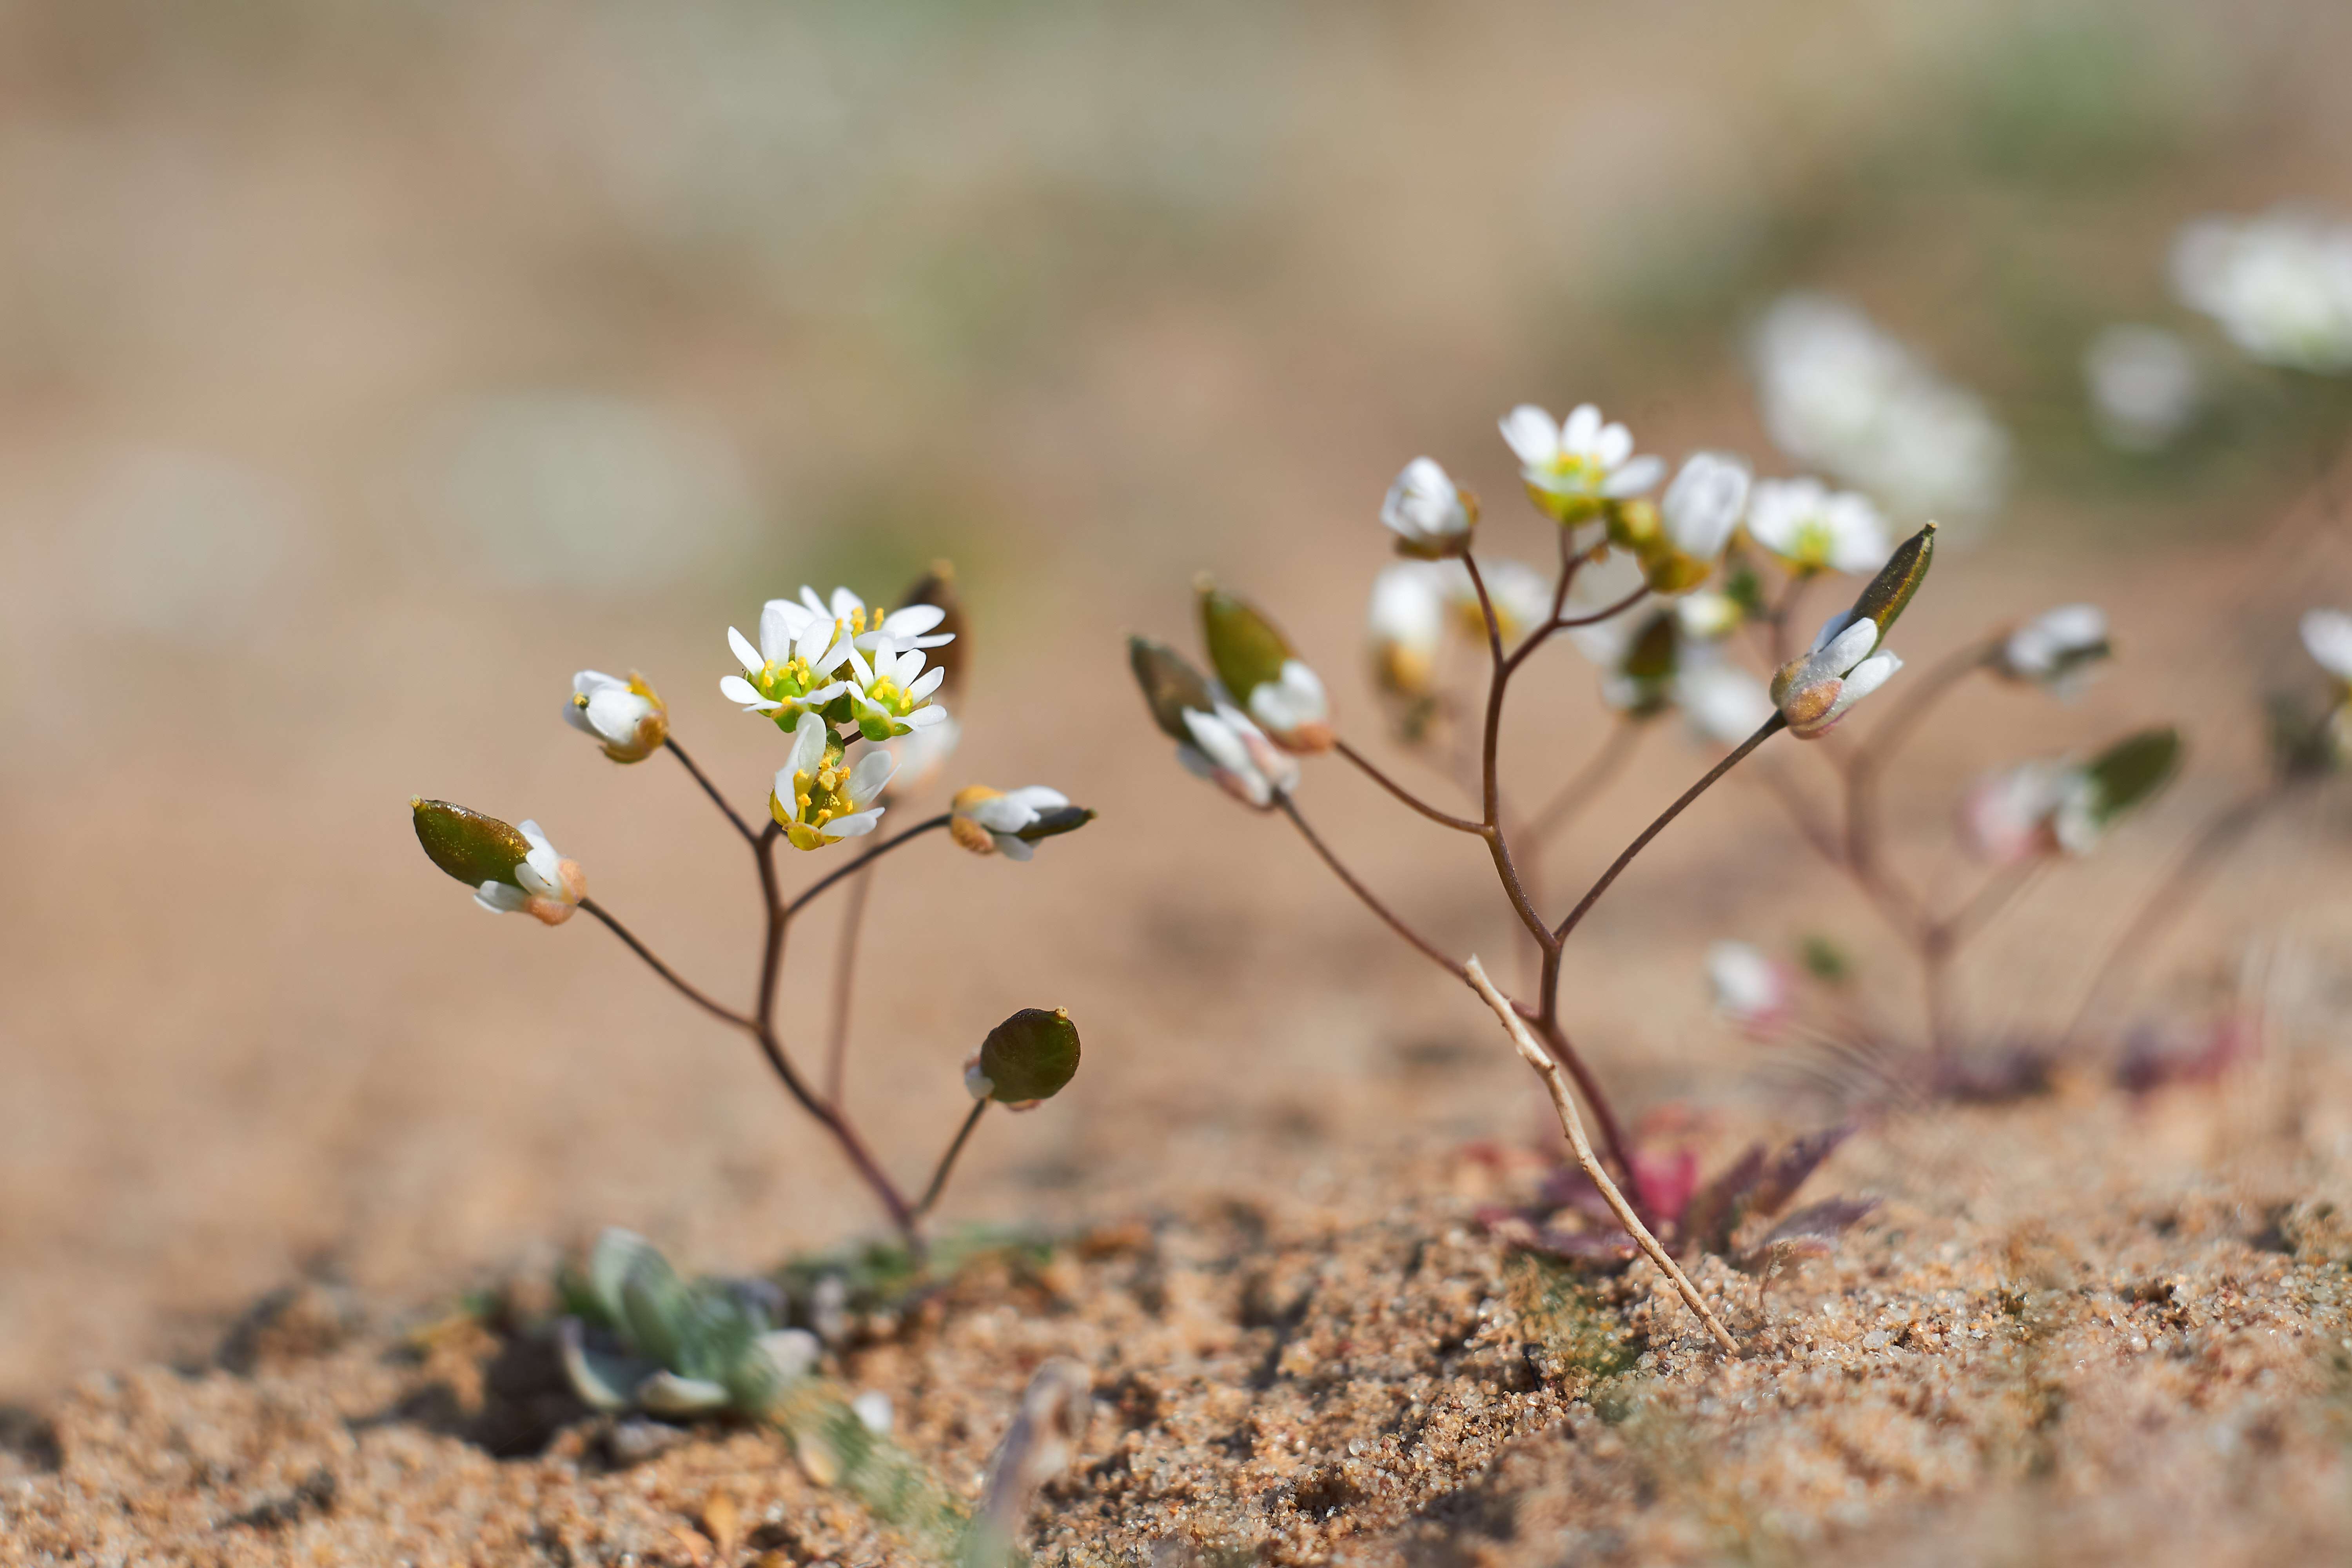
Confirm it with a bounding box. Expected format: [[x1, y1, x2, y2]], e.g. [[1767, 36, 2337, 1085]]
[[2173, 209, 2352, 376], [722, 587, 955, 744], [1750, 292, 2011, 525]]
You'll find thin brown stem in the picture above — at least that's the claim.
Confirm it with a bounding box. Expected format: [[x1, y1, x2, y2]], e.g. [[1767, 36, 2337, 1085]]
[[2060, 783, 2289, 1050], [1464, 555, 1559, 953], [784, 814, 953, 919], [1535, 1013, 1633, 1185], [1333, 739, 1486, 833], [1552, 584, 1652, 633], [1276, 793, 1467, 984], [581, 898, 755, 1031], [1528, 715, 1643, 844], [915, 1100, 989, 1221], [824, 866, 875, 1105], [666, 737, 761, 848], [1553, 715, 1788, 946]]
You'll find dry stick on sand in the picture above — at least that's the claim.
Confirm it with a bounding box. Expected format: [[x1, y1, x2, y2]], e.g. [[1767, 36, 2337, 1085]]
[[1463, 955, 1739, 1355]]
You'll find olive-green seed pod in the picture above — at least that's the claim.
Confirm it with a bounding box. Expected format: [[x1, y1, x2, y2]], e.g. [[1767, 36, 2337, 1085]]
[[1197, 581, 1295, 704], [412, 798, 530, 888], [2083, 726, 2183, 827], [976, 1007, 1081, 1105], [1846, 522, 1936, 648], [1129, 636, 1215, 740]]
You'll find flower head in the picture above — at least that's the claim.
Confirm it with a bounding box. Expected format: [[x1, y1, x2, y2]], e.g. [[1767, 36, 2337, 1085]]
[[2301, 608, 2352, 688], [1770, 612, 1902, 738], [412, 799, 585, 925], [1381, 457, 1476, 557], [1706, 941, 1793, 1039], [1646, 451, 1750, 589], [2083, 325, 2202, 451], [720, 587, 952, 739], [566, 670, 668, 762], [1367, 562, 1449, 699], [1438, 556, 1553, 642], [1996, 604, 2111, 697], [951, 785, 1095, 860], [1958, 760, 2077, 865], [1499, 403, 1665, 523], [2172, 210, 2352, 375], [769, 711, 896, 850], [1744, 478, 1889, 576]]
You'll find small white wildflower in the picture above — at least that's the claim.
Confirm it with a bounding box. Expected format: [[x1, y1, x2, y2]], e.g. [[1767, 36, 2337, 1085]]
[[1367, 562, 1449, 697], [1437, 557, 1554, 643], [2083, 325, 2202, 450], [1675, 658, 1776, 746], [474, 819, 586, 925], [2172, 210, 2352, 375], [1745, 477, 1889, 576], [1658, 451, 1750, 563], [1675, 591, 1745, 641], [769, 711, 896, 851], [1997, 605, 2111, 697], [565, 670, 668, 763], [1771, 611, 1902, 739], [1499, 403, 1666, 516], [721, 586, 953, 737], [1381, 457, 1475, 557], [1706, 941, 1791, 1038]]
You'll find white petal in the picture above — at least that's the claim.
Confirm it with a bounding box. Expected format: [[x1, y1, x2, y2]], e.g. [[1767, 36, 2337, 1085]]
[[1003, 785, 1069, 812], [1821, 617, 1882, 675], [821, 807, 883, 839], [2302, 608, 2352, 680], [1499, 405, 1560, 466], [787, 710, 829, 775], [730, 626, 764, 673], [829, 586, 865, 621], [1601, 453, 1665, 498], [720, 675, 780, 710], [1593, 422, 1633, 468], [881, 604, 946, 638], [968, 796, 1033, 831], [1563, 403, 1603, 452], [995, 834, 1037, 862], [906, 666, 945, 701], [475, 881, 528, 913], [846, 748, 898, 806], [564, 700, 597, 737]]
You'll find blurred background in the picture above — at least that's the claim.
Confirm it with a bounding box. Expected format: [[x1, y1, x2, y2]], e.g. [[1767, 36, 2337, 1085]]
[[4, 0, 2351, 1399]]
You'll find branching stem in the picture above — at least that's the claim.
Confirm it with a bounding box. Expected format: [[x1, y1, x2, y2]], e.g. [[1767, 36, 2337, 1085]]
[[915, 1100, 989, 1221]]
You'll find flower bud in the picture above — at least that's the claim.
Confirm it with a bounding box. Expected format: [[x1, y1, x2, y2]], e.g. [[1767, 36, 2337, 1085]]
[[1995, 605, 2110, 697], [566, 670, 668, 762], [1380, 457, 1476, 558], [1706, 941, 1792, 1040], [950, 785, 1095, 860], [1771, 615, 1900, 739], [412, 798, 584, 924], [965, 1006, 1081, 1110], [1637, 452, 1749, 595], [1197, 580, 1333, 752], [1128, 636, 1216, 741], [1367, 563, 1447, 700]]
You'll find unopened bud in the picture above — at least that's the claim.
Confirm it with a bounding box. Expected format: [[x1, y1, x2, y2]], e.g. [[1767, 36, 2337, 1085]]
[[1128, 636, 1216, 741]]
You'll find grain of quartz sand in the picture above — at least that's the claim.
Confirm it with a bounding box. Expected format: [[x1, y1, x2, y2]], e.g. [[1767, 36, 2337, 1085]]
[[3, 1069, 2350, 1567]]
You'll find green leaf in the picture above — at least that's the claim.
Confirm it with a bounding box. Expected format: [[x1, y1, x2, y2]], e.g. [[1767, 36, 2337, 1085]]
[[1128, 637, 1215, 740], [618, 1249, 691, 1370], [2084, 726, 2182, 824], [635, 1371, 734, 1417], [555, 1317, 657, 1412], [1197, 583, 1294, 701], [1846, 523, 1936, 646], [976, 1007, 1081, 1104], [411, 798, 530, 888], [588, 1229, 658, 1327]]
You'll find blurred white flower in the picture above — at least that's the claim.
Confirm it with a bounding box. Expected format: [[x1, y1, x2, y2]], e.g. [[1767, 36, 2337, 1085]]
[[1499, 403, 1665, 512], [877, 710, 962, 799], [1996, 605, 2111, 697], [1658, 451, 1750, 563], [2300, 608, 2352, 685], [1958, 760, 2074, 864], [1381, 457, 1475, 557], [2172, 210, 2352, 375], [1675, 658, 1776, 746], [1563, 548, 1652, 667], [1746, 477, 1889, 576], [566, 670, 668, 762], [1706, 941, 1792, 1038], [1437, 557, 1553, 642], [770, 711, 896, 850], [1178, 702, 1299, 808], [474, 820, 586, 925], [1771, 612, 1902, 739], [1675, 591, 1745, 642], [1368, 562, 1450, 697], [1750, 293, 2009, 525], [950, 785, 1093, 860], [2083, 325, 2202, 450]]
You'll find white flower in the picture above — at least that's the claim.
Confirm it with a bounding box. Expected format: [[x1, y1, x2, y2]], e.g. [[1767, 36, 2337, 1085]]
[[1563, 548, 1652, 667], [1499, 403, 1666, 509], [1997, 604, 2111, 697], [2083, 325, 2202, 450], [720, 586, 954, 735], [1706, 941, 1791, 1038], [950, 785, 1092, 860], [2172, 210, 2352, 375], [1675, 591, 1744, 641], [1771, 611, 1902, 739], [2301, 608, 2352, 684], [565, 670, 668, 763], [474, 819, 586, 925], [1247, 659, 1330, 746], [769, 711, 896, 851], [1675, 658, 1776, 746], [1381, 457, 1474, 556], [1658, 451, 1750, 563], [1750, 293, 2009, 524], [1744, 477, 1889, 575], [1368, 562, 1449, 697], [1177, 702, 1299, 808], [1958, 760, 2075, 865]]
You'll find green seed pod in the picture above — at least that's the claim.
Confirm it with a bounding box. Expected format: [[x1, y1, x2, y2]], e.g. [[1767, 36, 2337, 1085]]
[[1129, 636, 1215, 740], [1846, 522, 1936, 647], [976, 1007, 1081, 1105], [1197, 580, 1294, 703], [2083, 726, 2182, 826], [412, 798, 530, 888]]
